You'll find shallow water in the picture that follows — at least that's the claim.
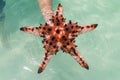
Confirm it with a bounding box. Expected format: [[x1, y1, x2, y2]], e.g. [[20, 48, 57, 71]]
[[0, 0, 120, 80]]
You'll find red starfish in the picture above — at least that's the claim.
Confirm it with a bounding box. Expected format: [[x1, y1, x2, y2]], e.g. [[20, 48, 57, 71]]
[[20, 4, 98, 73]]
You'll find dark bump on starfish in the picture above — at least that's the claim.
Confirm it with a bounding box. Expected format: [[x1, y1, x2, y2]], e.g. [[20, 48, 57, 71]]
[[75, 31, 78, 33], [72, 31, 75, 33], [73, 40, 75, 43], [55, 52, 57, 55], [62, 36, 67, 40], [49, 42, 52, 45], [56, 29, 60, 34], [53, 45, 56, 48], [55, 49, 58, 53], [63, 45, 66, 48], [56, 18, 60, 22], [70, 38, 75, 42], [62, 36, 65, 39], [47, 28, 52, 31], [42, 35, 45, 37], [67, 42, 70, 45], [40, 35, 43, 37], [61, 47, 63, 49], [79, 26, 81, 27], [60, 14, 63, 18], [24, 27, 27, 31], [38, 67, 43, 73], [68, 51, 71, 54], [82, 61, 85, 65], [52, 15, 54, 18], [42, 32, 45, 34], [43, 45, 45, 48], [71, 34, 74, 37], [54, 49, 58, 55], [73, 34, 78, 37], [44, 57, 48, 60], [43, 27, 46, 30], [45, 53, 48, 57], [65, 28, 69, 31], [57, 6, 60, 10], [56, 11, 59, 16], [71, 47, 78, 56], [20, 27, 24, 31], [64, 38, 67, 41], [36, 27, 38, 29], [86, 26, 90, 28], [81, 27, 84, 29], [46, 41, 48, 44], [52, 19, 54, 23], [42, 40, 44, 43], [70, 47, 74, 50], [80, 58, 82, 61], [58, 3, 62, 7], [62, 18, 66, 21], [46, 50, 49, 53], [31, 28, 34, 31], [75, 35, 78, 37], [39, 27, 41, 29], [45, 23, 48, 26], [64, 24, 67, 27], [75, 45, 77, 47], [56, 22, 60, 26], [56, 17, 59, 20], [51, 36, 55, 40], [85, 64, 89, 70], [94, 24, 98, 28], [76, 25, 79, 28], [49, 19, 52, 21], [69, 20, 72, 24], [71, 26, 73, 29], [43, 61, 46, 64], [73, 38, 75, 40], [61, 18, 64, 21]]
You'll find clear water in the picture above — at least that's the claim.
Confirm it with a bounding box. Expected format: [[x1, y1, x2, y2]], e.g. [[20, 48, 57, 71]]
[[0, 0, 120, 80]]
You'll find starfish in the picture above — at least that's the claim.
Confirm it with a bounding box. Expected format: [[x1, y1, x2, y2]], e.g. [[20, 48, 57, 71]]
[[20, 4, 98, 73]]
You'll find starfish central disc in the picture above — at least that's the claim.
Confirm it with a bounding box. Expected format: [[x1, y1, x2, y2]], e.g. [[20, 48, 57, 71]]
[[52, 27, 65, 40]]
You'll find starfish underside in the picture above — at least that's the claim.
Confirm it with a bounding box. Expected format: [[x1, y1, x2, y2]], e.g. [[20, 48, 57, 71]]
[[20, 4, 98, 73]]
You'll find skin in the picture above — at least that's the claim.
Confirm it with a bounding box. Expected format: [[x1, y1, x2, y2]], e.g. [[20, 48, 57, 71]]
[[37, 0, 53, 22], [20, 4, 98, 73]]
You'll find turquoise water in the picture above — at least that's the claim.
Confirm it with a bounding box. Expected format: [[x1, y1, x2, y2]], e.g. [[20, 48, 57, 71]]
[[0, 0, 120, 80]]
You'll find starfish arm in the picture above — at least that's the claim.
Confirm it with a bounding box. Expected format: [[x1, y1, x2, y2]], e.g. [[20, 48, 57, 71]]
[[55, 3, 63, 16], [20, 26, 40, 36], [38, 51, 53, 73], [61, 44, 89, 70], [69, 48, 89, 70], [38, 39, 59, 73], [78, 24, 98, 34]]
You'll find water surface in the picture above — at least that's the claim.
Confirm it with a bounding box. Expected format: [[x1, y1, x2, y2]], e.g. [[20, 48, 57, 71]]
[[0, 0, 120, 80]]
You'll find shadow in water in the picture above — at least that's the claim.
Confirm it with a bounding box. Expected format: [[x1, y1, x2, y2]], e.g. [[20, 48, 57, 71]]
[[0, 0, 9, 47]]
